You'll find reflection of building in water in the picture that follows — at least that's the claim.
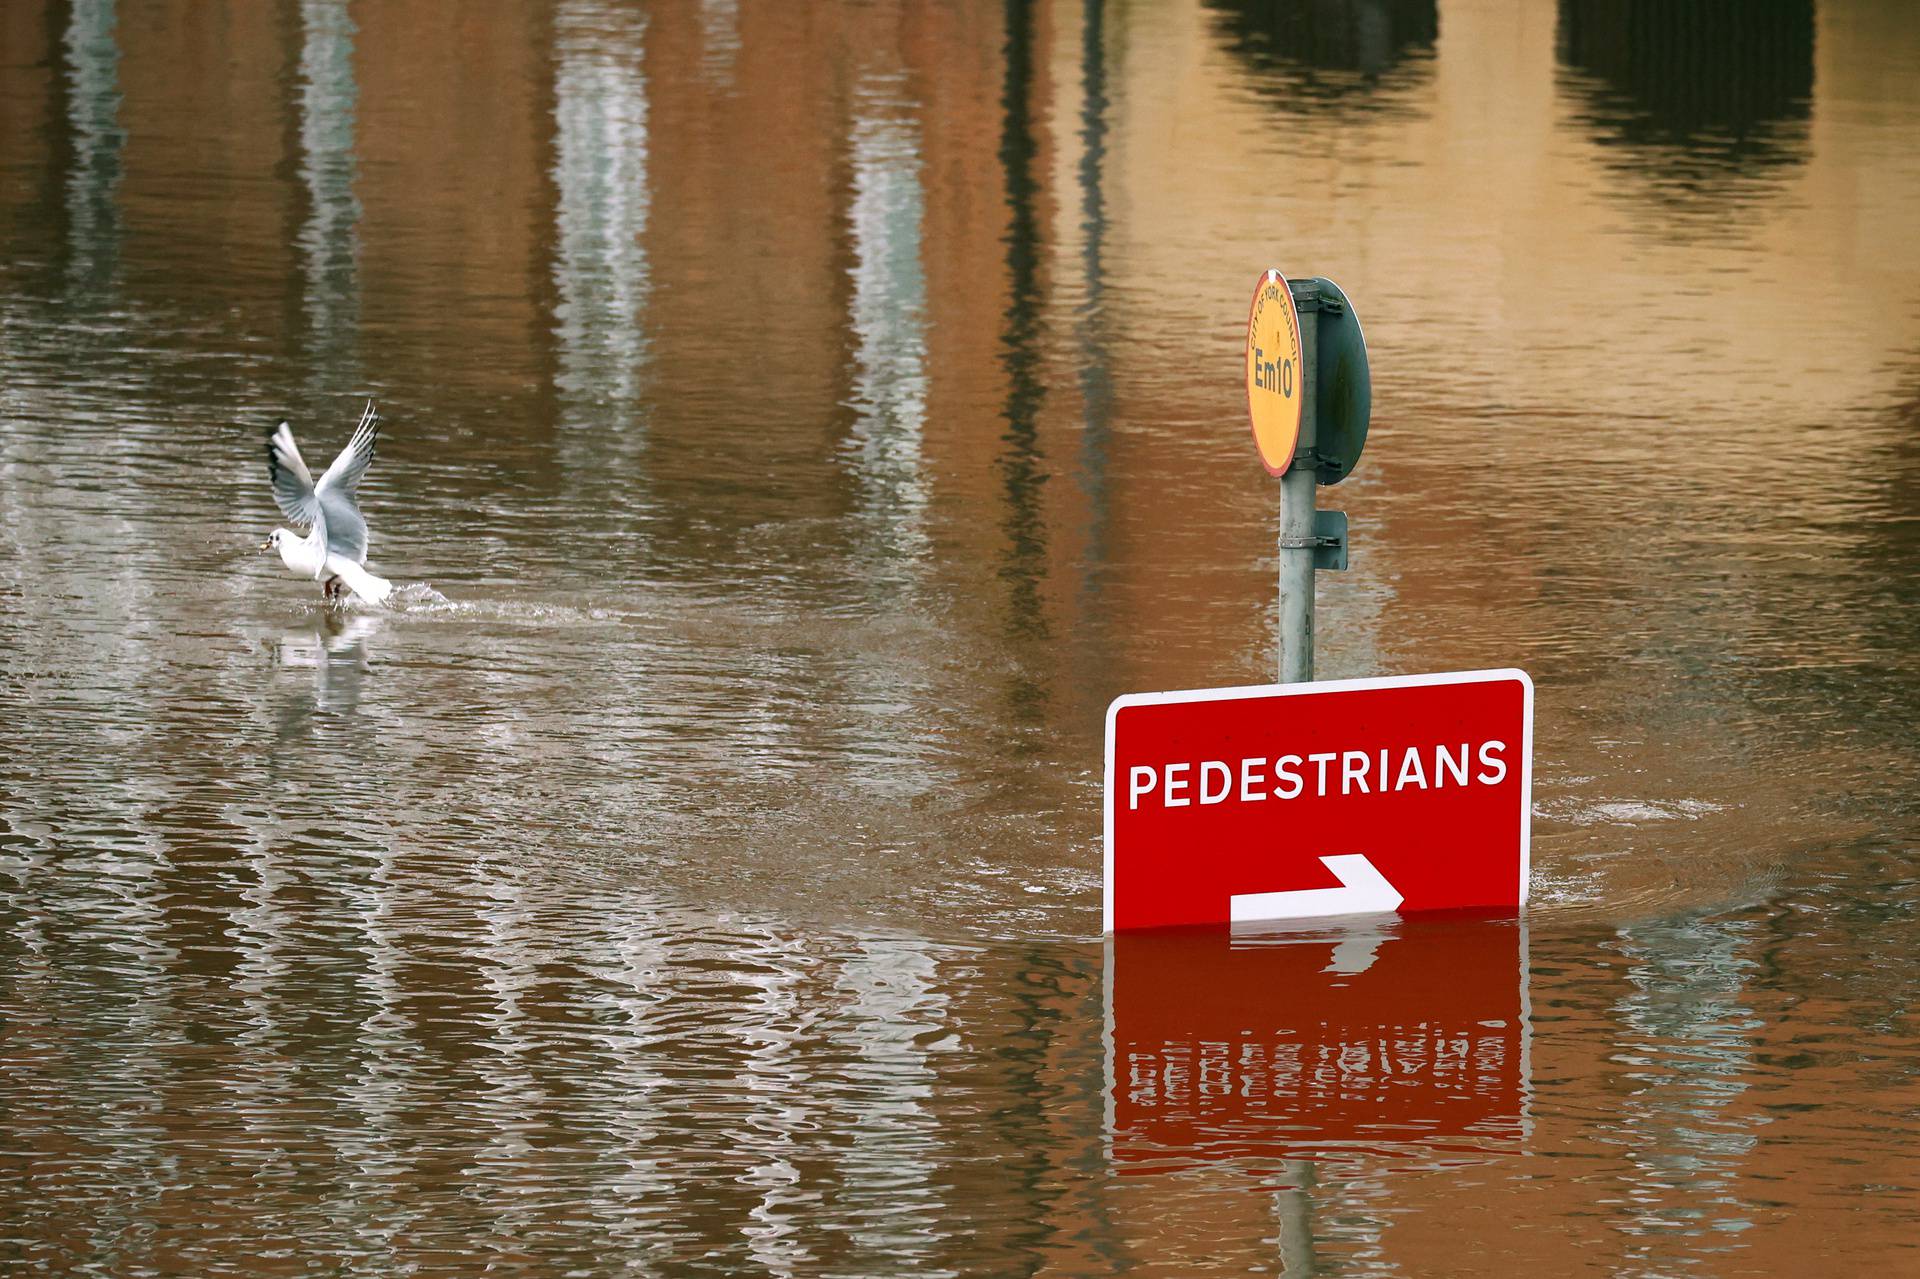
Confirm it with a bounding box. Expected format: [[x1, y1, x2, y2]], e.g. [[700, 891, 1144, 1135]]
[[1557, 0, 1813, 215], [823, 937, 948, 1258], [0, 6, 59, 261], [696, 0, 741, 87], [637, 0, 849, 526], [1604, 914, 1764, 1261], [295, 0, 361, 389], [62, 0, 124, 295], [843, 77, 931, 593], [112, 0, 295, 325], [1071, 0, 1116, 625], [733, 937, 816, 1279], [352, 1, 548, 399], [546, 1, 659, 556], [551, 1, 652, 432], [832, 73, 947, 799], [995, 0, 1051, 647], [1205, 0, 1437, 115]]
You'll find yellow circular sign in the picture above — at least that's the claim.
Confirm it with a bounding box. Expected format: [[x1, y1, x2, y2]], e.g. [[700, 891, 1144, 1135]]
[[1245, 269, 1304, 476]]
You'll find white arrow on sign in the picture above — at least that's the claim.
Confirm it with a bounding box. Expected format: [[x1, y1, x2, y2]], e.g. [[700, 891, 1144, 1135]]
[[1229, 854, 1404, 924]]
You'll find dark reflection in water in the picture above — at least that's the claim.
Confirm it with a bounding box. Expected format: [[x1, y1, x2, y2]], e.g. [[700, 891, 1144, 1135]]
[[1206, 0, 1437, 114], [1073, 0, 1117, 625], [4, 0, 1920, 1272], [58, 0, 124, 297], [1558, 0, 1814, 216], [997, 0, 1051, 649], [292, 0, 360, 392]]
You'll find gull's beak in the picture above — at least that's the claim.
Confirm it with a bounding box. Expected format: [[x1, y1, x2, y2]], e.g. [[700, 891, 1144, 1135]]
[[258, 537, 273, 551]]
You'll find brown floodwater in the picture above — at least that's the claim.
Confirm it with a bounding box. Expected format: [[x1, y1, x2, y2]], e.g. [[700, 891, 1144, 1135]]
[[3, 0, 1919, 1274]]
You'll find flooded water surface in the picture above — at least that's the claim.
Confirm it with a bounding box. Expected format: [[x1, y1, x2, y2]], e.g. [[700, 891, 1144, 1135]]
[[3, 0, 1920, 1274]]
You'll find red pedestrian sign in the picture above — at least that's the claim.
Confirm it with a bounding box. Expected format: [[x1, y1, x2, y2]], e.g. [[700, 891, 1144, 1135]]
[[1104, 670, 1532, 931]]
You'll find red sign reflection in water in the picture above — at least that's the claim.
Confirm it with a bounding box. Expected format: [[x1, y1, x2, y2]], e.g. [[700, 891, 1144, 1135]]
[[1106, 915, 1529, 1171]]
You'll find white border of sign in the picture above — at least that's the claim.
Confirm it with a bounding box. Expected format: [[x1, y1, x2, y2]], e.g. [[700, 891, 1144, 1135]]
[[1103, 667, 1534, 934]]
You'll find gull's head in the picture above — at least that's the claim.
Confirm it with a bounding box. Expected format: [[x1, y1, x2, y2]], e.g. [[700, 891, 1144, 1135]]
[[261, 529, 287, 552]]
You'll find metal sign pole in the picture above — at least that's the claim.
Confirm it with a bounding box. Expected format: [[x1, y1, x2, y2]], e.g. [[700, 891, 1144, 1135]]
[[1277, 292, 1319, 684]]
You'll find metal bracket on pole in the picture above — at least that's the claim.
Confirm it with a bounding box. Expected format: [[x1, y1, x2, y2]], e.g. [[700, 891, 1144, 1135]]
[[1290, 290, 1345, 317], [1278, 510, 1348, 572]]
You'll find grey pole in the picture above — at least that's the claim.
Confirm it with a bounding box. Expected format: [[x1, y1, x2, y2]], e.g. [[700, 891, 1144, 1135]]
[[1276, 1158, 1319, 1277], [1277, 284, 1319, 684]]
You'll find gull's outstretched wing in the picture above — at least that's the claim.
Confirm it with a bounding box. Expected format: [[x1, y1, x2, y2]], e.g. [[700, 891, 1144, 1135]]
[[313, 400, 377, 565], [317, 400, 379, 501], [267, 421, 320, 526], [317, 486, 370, 565]]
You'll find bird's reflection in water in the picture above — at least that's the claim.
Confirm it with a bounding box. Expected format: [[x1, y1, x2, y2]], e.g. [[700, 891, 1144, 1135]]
[[272, 610, 380, 730]]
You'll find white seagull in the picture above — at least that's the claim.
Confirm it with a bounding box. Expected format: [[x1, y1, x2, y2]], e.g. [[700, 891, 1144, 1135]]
[[260, 400, 394, 606]]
